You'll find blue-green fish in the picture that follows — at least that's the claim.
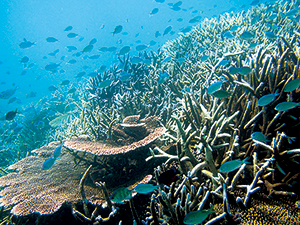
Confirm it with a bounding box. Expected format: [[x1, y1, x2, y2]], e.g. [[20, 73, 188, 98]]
[[110, 187, 133, 203], [89, 38, 97, 45], [5, 109, 18, 121], [54, 143, 63, 159], [67, 32, 78, 38], [183, 206, 216, 224], [158, 72, 169, 84], [136, 44, 148, 51], [207, 81, 223, 94], [265, 31, 277, 39], [240, 31, 254, 40], [219, 157, 249, 173], [275, 102, 300, 111], [251, 132, 269, 144], [42, 157, 56, 170], [46, 37, 58, 42], [228, 67, 240, 75], [112, 25, 123, 35], [131, 56, 143, 64], [213, 90, 231, 99], [284, 79, 300, 92], [20, 56, 29, 63], [257, 92, 278, 106], [134, 183, 160, 194], [150, 8, 159, 16], [45, 63, 60, 72], [19, 38, 35, 49], [0, 87, 17, 99], [98, 80, 112, 88], [239, 67, 251, 75], [163, 25, 172, 36], [64, 26, 73, 31], [82, 45, 93, 53], [119, 46, 130, 55]]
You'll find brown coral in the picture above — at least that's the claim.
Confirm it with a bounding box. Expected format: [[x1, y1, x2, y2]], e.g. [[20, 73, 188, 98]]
[[0, 142, 154, 216]]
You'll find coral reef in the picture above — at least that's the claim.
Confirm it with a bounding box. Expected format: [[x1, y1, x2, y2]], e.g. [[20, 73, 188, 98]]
[[1, 0, 300, 224]]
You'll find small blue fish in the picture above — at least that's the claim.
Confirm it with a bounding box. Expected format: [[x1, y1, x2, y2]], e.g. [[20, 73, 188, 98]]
[[42, 157, 56, 170], [119, 46, 130, 55], [212, 90, 231, 99], [54, 143, 63, 159], [207, 81, 223, 94], [158, 72, 169, 84], [110, 187, 133, 203], [219, 158, 249, 173], [134, 183, 160, 194], [183, 206, 216, 224], [275, 102, 300, 111], [239, 66, 251, 75], [98, 80, 112, 88], [284, 79, 300, 92], [257, 92, 279, 106], [251, 132, 269, 144]]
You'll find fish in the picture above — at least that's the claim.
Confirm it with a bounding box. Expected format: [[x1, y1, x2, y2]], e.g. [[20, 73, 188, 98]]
[[68, 59, 77, 64], [46, 37, 58, 42], [64, 26, 73, 31], [8, 97, 17, 104], [89, 54, 100, 60], [240, 31, 255, 40], [222, 31, 234, 39], [150, 8, 159, 15], [68, 88, 76, 94], [275, 102, 300, 111], [163, 25, 172, 36], [207, 81, 223, 95], [131, 56, 143, 64], [239, 66, 251, 75], [89, 38, 97, 45], [284, 79, 300, 92], [219, 157, 249, 173], [136, 44, 148, 51], [119, 46, 130, 55], [120, 72, 132, 81], [26, 91, 37, 98], [66, 46, 77, 52], [183, 206, 216, 225], [110, 187, 133, 203], [149, 40, 157, 46], [189, 16, 202, 23], [212, 90, 231, 99], [228, 67, 240, 75], [54, 142, 63, 159], [251, 132, 269, 144], [0, 87, 17, 99], [48, 85, 57, 92], [45, 63, 60, 71], [180, 26, 192, 33], [98, 80, 112, 88], [265, 31, 277, 39], [98, 65, 107, 72], [20, 56, 29, 63], [5, 109, 18, 120], [59, 80, 70, 86], [177, 18, 183, 22], [257, 92, 279, 107], [112, 25, 123, 35], [67, 32, 78, 38], [107, 46, 117, 52], [158, 72, 170, 84], [42, 157, 56, 170], [82, 44, 94, 53], [19, 38, 35, 49], [200, 55, 209, 61], [134, 183, 160, 194], [230, 25, 239, 32], [155, 31, 161, 38]]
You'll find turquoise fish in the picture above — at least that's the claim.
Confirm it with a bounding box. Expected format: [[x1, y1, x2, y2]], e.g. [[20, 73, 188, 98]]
[[219, 157, 249, 173], [284, 79, 300, 92], [110, 187, 133, 203], [212, 90, 231, 99], [119, 46, 130, 55], [275, 102, 300, 111], [207, 81, 223, 95], [251, 132, 269, 144], [134, 183, 160, 194], [257, 92, 279, 106], [54, 142, 63, 159], [183, 206, 216, 225], [42, 157, 56, 170]]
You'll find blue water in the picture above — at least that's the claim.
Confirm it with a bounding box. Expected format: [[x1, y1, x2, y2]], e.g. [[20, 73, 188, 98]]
[[0, 0, 260, 114]]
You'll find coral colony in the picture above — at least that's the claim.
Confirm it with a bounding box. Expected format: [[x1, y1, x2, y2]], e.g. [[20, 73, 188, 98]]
[[1, 1, 300, 224]]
